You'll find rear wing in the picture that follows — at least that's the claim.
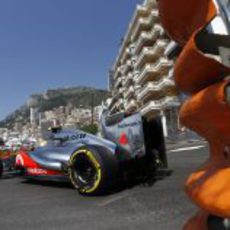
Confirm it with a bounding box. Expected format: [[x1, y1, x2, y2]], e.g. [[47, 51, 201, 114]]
[[101, 112, 145, 159]]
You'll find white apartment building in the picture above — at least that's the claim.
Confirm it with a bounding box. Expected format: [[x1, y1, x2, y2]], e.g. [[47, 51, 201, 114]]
[[108, 0, 181, 138]]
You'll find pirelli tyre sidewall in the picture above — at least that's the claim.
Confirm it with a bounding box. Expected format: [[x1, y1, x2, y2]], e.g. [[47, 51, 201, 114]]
[[69, 146, 118, 195]]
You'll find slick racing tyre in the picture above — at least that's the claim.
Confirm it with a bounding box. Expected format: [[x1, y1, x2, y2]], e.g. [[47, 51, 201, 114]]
[[69, 146, 118, 195], [0, 159, 3, 178]]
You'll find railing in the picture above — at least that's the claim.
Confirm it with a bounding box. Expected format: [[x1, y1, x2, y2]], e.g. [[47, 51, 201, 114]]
[[133, 24, 164, 55], [122, 59, 132, 75], [131, 9, 159, 42], [135, 39, 168, 69], [136, 58, 173, 84], [140, 96, 180, 115], [123, 85, 135, 99], [113, 66, 122, 80], [137, 78, 175, 100], [113, 76, 124, 89], [124, 99, 137, 112], [123, 72, 133, 87]]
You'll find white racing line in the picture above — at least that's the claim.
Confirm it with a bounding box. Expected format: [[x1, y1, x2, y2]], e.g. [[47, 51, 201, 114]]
[[98, 195, 128, 207], [97, 190, 141, 207], [169, 145, 205, 153]]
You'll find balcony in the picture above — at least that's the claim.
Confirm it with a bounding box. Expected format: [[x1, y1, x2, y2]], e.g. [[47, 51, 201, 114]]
[[143, 0, 158, 9], [113, 76, 124, 89], [123, 72, 133, 87], [136, 58, 173, 84], [120, 44, 135, 64], [140, 96, 180, 118], [116, 98, 124, 109], [137, 79, 175, 102], [113, 4, 150, 71], [123, 85, 135, 100], [113, 0, 158, 72], [124, 99, 138, 113], [135, 39, 168, 69], [113, 66, 122, 80], [119, 87, 124, 95], [133, 24, 164, 55], [131, 9, 159, 42], [113, 86, 124, 99], [110, 98, 125, 113], [122, 59, 132, 75]]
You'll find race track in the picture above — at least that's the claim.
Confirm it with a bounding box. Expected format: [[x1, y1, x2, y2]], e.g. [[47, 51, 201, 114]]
[[0, 144, 208, 230]]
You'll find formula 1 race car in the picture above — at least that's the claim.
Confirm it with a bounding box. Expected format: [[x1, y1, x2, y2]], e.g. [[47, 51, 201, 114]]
[[15, 110, 167, 195], [0, 147, 17, 178]]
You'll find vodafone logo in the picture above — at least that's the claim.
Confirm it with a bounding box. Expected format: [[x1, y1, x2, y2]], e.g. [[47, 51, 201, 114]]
[[27, 168, 47, 175]]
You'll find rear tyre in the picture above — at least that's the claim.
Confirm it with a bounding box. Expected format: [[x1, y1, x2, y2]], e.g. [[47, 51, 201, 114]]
[[69, 146, 118, 195]]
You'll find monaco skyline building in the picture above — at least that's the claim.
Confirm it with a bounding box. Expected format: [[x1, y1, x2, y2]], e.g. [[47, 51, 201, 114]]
[[108, 0, 181, 138]]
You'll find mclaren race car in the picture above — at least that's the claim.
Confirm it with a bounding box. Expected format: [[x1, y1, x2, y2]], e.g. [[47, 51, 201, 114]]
[[15, 110, 167, 195], [0, 146, 17, 177]]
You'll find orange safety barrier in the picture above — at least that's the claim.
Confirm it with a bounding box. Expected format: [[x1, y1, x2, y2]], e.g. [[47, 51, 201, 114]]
[[174, 33, 230, 94], [159, 0, 230, 229], [159, 0, 217, 45]]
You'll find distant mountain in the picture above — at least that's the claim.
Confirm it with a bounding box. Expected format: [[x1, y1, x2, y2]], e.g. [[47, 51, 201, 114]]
[[0, 86, 109, 129]]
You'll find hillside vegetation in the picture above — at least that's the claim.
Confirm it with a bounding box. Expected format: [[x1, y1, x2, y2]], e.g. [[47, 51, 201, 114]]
[[0, 86, 108, 128]]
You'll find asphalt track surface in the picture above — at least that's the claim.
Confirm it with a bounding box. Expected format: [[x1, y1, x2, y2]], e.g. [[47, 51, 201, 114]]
[[0, 144, 208, 230]]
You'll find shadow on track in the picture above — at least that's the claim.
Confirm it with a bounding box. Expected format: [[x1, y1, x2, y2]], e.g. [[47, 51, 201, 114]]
[[99, 169, 174, 196], [21, 179, 73, 189], [17, 169, 173, 195]]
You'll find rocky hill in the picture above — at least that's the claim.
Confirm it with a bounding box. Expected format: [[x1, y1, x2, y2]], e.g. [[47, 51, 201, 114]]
[[0, 86, 109, 128]]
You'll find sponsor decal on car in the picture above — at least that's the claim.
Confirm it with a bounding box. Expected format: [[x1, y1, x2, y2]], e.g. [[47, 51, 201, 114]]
[[118, 121, 141, 129], [54, 133, 87, 142], [27, 168, 48, 175]]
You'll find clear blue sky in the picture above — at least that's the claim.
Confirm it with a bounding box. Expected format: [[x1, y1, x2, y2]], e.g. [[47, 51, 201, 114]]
[[0, 0, 141, 120]]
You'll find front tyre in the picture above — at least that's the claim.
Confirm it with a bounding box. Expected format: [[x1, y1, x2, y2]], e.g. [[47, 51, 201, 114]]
[[69, 146, 118, 195]]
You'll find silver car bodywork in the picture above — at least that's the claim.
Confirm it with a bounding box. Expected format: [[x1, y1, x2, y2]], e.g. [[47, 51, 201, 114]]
[[28, 112, 146, 172], [29, 130, 117, 171]]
